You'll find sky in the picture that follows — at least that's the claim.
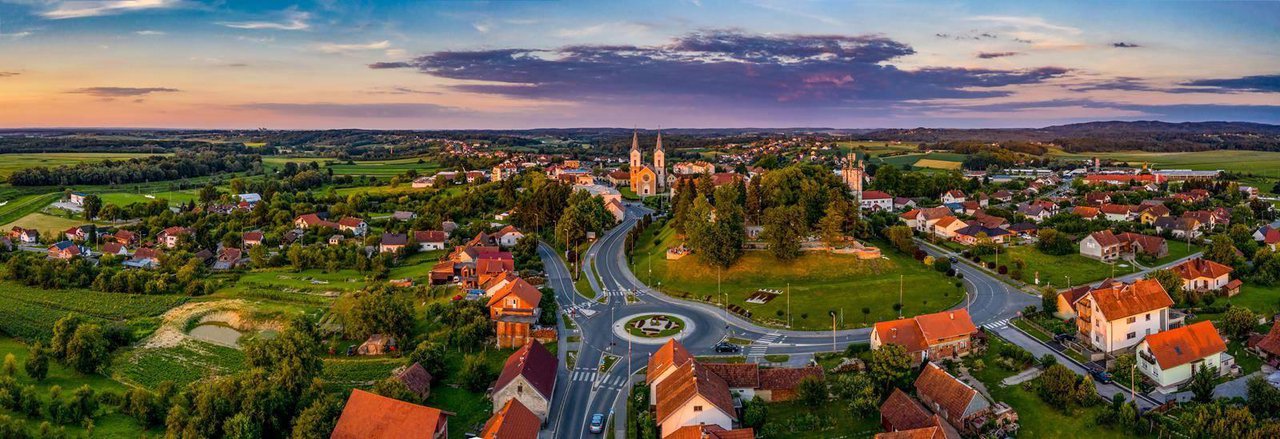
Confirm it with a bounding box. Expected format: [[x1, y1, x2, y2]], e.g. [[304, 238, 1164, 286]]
[[0, 0, 1277, 129]]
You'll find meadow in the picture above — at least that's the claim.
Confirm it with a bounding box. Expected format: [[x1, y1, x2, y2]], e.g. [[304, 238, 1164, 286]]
[[263, 156, 445, 177], [874, 152, 967, 170], [0, 192, 59, 225], [0, 280, 186, 340], [1, 212, 100, 238], [0, 152, 166, 177]]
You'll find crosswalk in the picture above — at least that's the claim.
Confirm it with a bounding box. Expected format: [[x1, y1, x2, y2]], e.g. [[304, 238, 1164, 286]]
[[983, 318, 1012, 330], [748, 332, 783, 359], [569, 369, 631, 390], [571, 369, 598, 382]]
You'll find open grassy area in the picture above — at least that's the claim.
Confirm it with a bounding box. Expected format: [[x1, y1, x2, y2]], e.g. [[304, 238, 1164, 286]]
[[1, 211, 99, 238], [1152, 240, 1200, 266], [0, 152, 166, 177], [874, 151, 967, 170], [98, 189, 198, 206], [981, 245, 1117, 288], [632, 224, 962, 330], [0, 280, 185, 341], [1222, 283, 1280, 316], [762, 399, 881, 438], [113, 339, 246, 390], [263, 156, 444, 177], [1052, 149, 1280, 175], [0, 192, 59, 225], [835, 140, 920, 155]]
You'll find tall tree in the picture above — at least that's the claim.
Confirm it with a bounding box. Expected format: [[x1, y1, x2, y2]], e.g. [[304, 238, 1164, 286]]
[[761, 205, 807, 261], [82, 194, 102, 221], [818, 200, 847, 251]]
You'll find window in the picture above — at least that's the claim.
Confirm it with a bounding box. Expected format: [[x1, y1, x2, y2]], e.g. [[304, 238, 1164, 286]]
[[693, 406, 703, 412], [517, 385, 523, 394], [1145, 313, 1151, 321], [1127, 332, 1136, 340], [1126, 316, 1136, 324]]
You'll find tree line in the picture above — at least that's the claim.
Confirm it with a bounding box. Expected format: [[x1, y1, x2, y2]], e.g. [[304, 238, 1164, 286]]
[[7, 152, 260, 186]]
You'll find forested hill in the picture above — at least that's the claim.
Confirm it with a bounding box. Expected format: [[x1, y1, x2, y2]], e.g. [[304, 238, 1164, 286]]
[[863, 121, 1280, 152]]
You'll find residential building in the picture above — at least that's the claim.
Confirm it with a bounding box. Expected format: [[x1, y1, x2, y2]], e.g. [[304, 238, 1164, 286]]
[[655, 361, 737, 437], [242, 231, 263, 247], [10, 227, 38, 244], [380, 233, 408, 253], [1072, 206, 1100, 220], [1075, 279, 1174, 353], [125, 247, 163, 269], [413, 230, 448, 251], [488, 277, 543, 348], [1080, 231, 1167, 262], [338, 217, 368, 236], [914, 363, 988, 432], [952, 225, 1011, 246], [902, 207, 955, 233], [69, 192, 87, 205], [930, 217, 968, 240], [879, 389, 958, 439], [48, 241, 85, 259], [1137, 321, 1228, 389], [648, 339, 695, 403], [492, 341, 557, 421], [1254, 225, 1280, 250], [213, 247, 242, 270], [1170, 258, 1238, 295], [293, 213, 338, 230], [871, 309, 979, 364], [1099, 204, 1134, 222], [331, 389, 449, 439], [496, 225, 525, 248], [664, 425, 756, 439], [940, 190, 966, 205], [861, 190, 894, 211], [479, 399, 540, 439]]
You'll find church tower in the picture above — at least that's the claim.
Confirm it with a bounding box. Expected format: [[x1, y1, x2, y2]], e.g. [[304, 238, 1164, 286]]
[[842, 153, 863, 196], [654, 130, 666, 188], [629, 129, 642, 171]]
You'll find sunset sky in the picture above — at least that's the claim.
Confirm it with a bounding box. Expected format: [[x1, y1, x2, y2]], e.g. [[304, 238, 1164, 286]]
[[0, 0, 1277, 129]]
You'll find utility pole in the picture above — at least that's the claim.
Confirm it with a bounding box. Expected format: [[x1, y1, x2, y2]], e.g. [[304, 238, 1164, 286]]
[[786, 283, 791, 329], [898, 275, 904, 319], [831, 311, 837, 353]]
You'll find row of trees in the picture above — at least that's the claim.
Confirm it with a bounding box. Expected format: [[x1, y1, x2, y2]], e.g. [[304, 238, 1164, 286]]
[[8, 152, 260, 186]]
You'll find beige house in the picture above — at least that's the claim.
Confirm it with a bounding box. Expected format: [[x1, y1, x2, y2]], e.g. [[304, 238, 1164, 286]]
[[1076, 279, 1174, 353], [492, 341, 557, 421]]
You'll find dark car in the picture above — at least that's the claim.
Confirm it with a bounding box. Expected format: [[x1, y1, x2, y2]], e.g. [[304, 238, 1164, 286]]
[[1053, 333, 1076, 344], [1089, 366, 1113, 384], [589, 413, 605, 434], [714, 342, 740, 353]]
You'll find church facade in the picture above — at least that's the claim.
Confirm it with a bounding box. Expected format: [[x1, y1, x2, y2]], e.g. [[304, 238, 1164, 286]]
[[629, 130, 666, 196]]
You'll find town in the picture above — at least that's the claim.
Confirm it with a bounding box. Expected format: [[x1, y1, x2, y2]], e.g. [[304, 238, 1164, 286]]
[[1, 125, 1280, 439]]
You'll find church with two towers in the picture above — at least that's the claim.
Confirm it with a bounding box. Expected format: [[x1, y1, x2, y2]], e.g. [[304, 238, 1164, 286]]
[[629, 130, 666, 196]]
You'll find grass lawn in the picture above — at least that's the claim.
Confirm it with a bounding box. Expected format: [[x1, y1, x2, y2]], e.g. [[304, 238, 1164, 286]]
[[1227, 339, 1262, 377], [631, 224, 962, 330], [1221, 283, 1280, 316], [967, 336, 1147, 439], [835, 141, 920, 155], [762, 400, 881, 438], [0, 152, 166, 177], [0, 337, 157, 437], [875, 152, 967, 170], [0, 192, 58, 225], [1051, 149, 1280, 177], [982, 245, 1117, 288], [264, 156, 444, 177], [98, 189, 198, 206], [1, 211, 102, 238]]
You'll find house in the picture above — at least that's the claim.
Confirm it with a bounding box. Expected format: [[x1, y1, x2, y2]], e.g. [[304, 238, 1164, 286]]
[[861, 191, 894, 211], [1055, 285, 1092, 319], [1071, 206, 1100, 220], [940, 190, 966, 205], [665, 425, 756, 439], [648, 339, 695, 402], [412, 176, 434, 188], [991, 190, 1013, 203], [1254, 225, 1280, 250], [755, 366, 824, 402], [10, 227, 38, 244], [380, 233, 409, 254], [492, 341, 557, 421], [894, 197, 917, 211], [1136, 204, 1171, 224], [157, 226, 191, 248], [48, 241, 85, 259], [914, 363, 1004, 434], [110, 229, 138, 245], [1015, 204, 1052, 223], [1252, 322, 1280, 366], [1170, 258, 1237, 295], [125, 247, 163, 269], [63, 225, 92, 242], [1083, 173, 1165, 186], [958, 201, 981, 216], [392, 211, 417, 222], [488, 277, 543, 348], [69, 192, 87, 205], [242, 231, 264, 247], [902, 206, 954, 232], [293, 213, 338, 230], [213, 247, 243, 270], [396, 362, 434, 400], [1075, 279, 1174, 353], [1154, 216, 1202, 239], [871, 309, 979, 364], [101, 242, 129, 257], [655, 361, 737, 437], [328, 234, 344, 246], [236, 193, 261, 206], [930, 217, 968, 240], [879, 389, 958, 439], [412, 230, 448, 251], [331, 389, 449, 439], [357, 334, 397, 355], [1137, 321, 1228, 389], [1099, 204, 1134, 222], [971, 211, 1008, 229], [952, 225, 1011, 246], [338, 217, 368, 236], [607, 170, 631, 187], [1084, 192, 1112, 205], [1006, 222, 1038, 237], [479, 399, 540, 439], [606, 198, 626, 222], [496, 225, 525, 248], [1080, 231, 1167, 262]]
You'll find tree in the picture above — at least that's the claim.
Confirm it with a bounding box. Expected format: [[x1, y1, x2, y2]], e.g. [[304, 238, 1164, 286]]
[[24, 342, 48, 381], [50, 314, 83, 359], [64, 323, 109, 374], [884, 225, 916, 255], [408, 341, 447, 379], [1247, 375, 1280, 419], [761, 205, 807, 261], [796, 375, 828, 408], [1222, 306, 1257, 340], [82, 194, 102, 221], [830, 373, 879, 416], [1146, 269, 1185, 304], [868, 343, 912, 395], [1036, 228, 1075, 255], [1205, 233, 1240, 266], [741, 396, 768, 429], [291, 394, 344, 439], [344, 285, 415, 340], [818, 200, 847, 251], [1, 354, 14, 377], [1188, 363, 1216, 403], [459, 354, 492, 392], [1038, 364, 1083, 409], [1040, 287, 1059, 316], [372, 377, 419, 403], [1110, 354, 1138, 393]]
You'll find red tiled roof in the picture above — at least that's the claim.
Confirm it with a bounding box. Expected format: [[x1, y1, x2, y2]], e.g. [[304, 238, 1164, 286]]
[[487, 277, 540, 308], [913, 363, 978, 425], [494, 340, 557, 400], [1100, 204, 1133, 215], [874, 318, 927, 353], [413, 230, 448, 243], [700, 363, 760, 388], [1087, 279, 1174, 320], [1072, 206, 1100, 218], [655, 361, 737, 424], [914, 309, 978, 344], [331, 389, 448, 439], [243, 231, 263, 242], [1087, 230, 1121, 247], [647, 339, 693, 384], [1255, 322, 1280, 357], [880, 388, 934, 431], [338, 217, 365, 227], [874, 427, 946, 439], [757, 366, 823, 391], [1143, 321, 1227, 370], [664, 425, 756, 439], [479, 399, 540, 439], [863, 190, 892, 200], [1171, 258, 1233, 281]]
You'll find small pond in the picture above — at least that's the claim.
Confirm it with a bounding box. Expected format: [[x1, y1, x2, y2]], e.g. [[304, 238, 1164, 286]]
[[189, 322, 244, 347]]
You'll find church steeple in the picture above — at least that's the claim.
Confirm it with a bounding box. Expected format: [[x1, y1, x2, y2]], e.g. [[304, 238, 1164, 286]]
[[655, 129, 663, 151], [653, 128, 666, 189], [629, 129, 642, 171], [631, 129, 639, 153]]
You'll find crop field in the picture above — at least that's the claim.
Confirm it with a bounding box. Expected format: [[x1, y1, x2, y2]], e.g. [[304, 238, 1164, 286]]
[[836, 141, 920, 156], [264, 156, 445, 177], [1051, 149, 1280, 175], [875, 152, 967, 170], [0, 281, 186, 340], [1, 211, 97, 237], [913, 158, 964, 170], [0, 192, 58, 225], [321, 358, 404, 391], [0, 152, 165, 177], [113, 339, 245, 389]]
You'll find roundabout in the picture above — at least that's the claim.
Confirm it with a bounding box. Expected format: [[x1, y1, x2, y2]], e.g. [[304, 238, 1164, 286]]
[[612, 312, 695, 344]]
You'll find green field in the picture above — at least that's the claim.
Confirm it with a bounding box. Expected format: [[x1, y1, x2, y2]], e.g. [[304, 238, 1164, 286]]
[[1052, 149, 1280, 175], [264, 156, 445, 177], [632, 224, 962, 330], [0, 280, 185, 341], [0, 152, 166, 177], [874, 152, 967, 170], [1, 211, 99, 238], [0, 192, 58, 225], [98, 190, 198, 206], [981, 245, 1120, 288], [113, 339, 245, 389], [836, 141, 920, 156]]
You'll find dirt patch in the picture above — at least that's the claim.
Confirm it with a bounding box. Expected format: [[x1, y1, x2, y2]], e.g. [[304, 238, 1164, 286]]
[[143, 300, 283, 349]]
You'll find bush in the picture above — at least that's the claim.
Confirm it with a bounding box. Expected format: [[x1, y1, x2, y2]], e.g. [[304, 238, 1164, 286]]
[[998, 265, 1008, 274], [986, 262, 996, 269]]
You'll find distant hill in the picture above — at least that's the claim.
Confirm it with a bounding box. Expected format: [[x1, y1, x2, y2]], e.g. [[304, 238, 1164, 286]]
[[862, 121, 1280, 153]]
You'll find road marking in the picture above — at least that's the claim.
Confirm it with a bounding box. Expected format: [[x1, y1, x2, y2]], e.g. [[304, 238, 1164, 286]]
[[983, 318, 1011, 330], [748, 332, 783, 359]]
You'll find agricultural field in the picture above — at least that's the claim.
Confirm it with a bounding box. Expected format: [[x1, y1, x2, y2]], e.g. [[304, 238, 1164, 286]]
[[0, 152, 166, 177], [1, 211, 99, 238], [874, 152, 967, 170], [835, 140, 920, 156], [97, 189, 198, 206], [0, 280, 186, 341], [264, 156, 445, 177], [631, 224, 962, 330], [0, 192, 59, 225], [113, 339, 245, 389]]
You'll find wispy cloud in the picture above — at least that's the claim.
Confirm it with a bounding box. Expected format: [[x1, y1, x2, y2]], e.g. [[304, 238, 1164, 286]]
[[135, 30, 165, 36], [368, 61, 412, 70], [219, 9, 310, 31], [317, 40, 391, 54], [977, 51, 1019, 59], [0, 72, 19, 78], [1112, 42, 1141, 48], [70, 86, 179, 99], [368, 86, 441, 96], [471, 20, 492, 33], [0, 31, 34, 40], [40, 0, 184, 19], [556, 22, 651, 38], [1182, 75, 1280, 93]]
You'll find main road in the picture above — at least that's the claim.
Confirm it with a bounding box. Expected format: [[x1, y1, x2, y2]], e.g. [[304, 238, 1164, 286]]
[[540, 201, 1156, 438]]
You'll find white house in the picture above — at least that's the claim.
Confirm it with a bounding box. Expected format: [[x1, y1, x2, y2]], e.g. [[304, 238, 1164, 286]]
[[338, 217, 368, 236], [496, 225, 525, 248], [655, 362, 737, 437], [1074, 279, 1174, 353], [69, 192, 87, 206], [1137, 321, 1228, 389], [412, 230, 448, 251], [941, 190, 966, 205], [1170, 258, 1235, 293], [860, 190, 894, 211], [930, 216, 968, 240]]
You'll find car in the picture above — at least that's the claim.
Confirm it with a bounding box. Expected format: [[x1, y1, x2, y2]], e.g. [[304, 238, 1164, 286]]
[[714, 342, 740, 353], [1089, 366, 1113, 384], [1053, 333, 1076, 344], [948, 256, 958, 263], [589, 413, 605, 434]]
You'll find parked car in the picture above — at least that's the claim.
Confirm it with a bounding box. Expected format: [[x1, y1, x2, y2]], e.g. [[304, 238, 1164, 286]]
[[1053, 333, 1076, 344], [714, 342, 740, 353], [589, 413, 605, 434], [1089, 366, 1113, 384]]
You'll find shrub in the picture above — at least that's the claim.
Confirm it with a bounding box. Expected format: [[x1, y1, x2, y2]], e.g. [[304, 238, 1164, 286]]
[[997, 265, 1008, 274]]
